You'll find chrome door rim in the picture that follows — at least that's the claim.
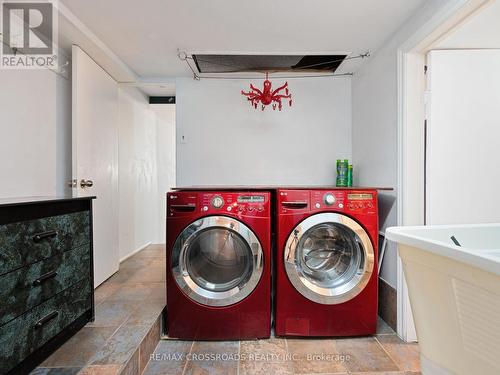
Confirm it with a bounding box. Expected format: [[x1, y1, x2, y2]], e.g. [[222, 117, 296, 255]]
[[172, 216, 264, 307], [284, 213, 374, 305]]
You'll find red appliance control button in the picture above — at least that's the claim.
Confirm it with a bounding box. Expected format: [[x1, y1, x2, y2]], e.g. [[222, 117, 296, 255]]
[[248, 207, 254, 212], [367, 202, 373, 209], [237, 206, 244, 212], [257, 206, 264, 212]]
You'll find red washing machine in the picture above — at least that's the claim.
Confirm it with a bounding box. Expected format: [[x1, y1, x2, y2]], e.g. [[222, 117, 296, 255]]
[[166, 191, 271, 340], [275, 189, 378, 337]]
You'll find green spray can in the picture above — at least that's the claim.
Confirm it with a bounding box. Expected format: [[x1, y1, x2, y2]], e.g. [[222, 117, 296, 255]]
[[347, 165, 353, 187], [336, 159, 348, 187]]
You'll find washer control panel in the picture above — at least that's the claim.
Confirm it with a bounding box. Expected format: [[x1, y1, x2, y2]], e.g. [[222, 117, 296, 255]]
[[168, 191, 270, 217], [200, 192, 270, 217]]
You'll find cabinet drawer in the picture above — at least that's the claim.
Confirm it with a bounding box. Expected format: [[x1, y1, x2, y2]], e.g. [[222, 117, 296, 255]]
[[0, 211, 90, 275], [0, 244, 91, 326], [0, 278, 91, 374]]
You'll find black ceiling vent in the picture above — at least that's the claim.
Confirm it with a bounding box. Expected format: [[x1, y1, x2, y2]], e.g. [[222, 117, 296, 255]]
[[192, 54, 347, 74], [149, 96, 175, 104]]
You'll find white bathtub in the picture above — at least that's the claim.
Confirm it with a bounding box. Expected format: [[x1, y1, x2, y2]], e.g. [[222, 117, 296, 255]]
[[386, 224, 500, 375]]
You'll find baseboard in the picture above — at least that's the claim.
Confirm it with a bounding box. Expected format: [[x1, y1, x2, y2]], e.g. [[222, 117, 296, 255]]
[[120, 242, 151, 263], [378, 277, 397, 331]]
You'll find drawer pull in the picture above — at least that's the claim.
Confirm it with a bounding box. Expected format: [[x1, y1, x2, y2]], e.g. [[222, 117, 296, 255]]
[[35, 311, 59, 329], [282, 201, 308, 209], [33, 270, 58, 286], [170, 204, 196, 212], [33, 230, 58, 243]]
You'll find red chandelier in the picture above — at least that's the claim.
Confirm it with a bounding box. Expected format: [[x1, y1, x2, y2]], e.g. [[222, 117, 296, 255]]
[[241, 73, 292, 111]]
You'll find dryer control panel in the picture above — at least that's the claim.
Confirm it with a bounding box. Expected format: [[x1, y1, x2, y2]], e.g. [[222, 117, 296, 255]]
[[311, 190, 346, 211], [311, 190, 377, 214], [168, 191, 270, 218], [278, 189, 377, 215], [345, 192, 377, 214]]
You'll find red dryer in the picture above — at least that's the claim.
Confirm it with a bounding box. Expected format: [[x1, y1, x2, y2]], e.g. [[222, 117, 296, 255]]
[[166, 191, 271, 340], [275, 189, 379, 337]]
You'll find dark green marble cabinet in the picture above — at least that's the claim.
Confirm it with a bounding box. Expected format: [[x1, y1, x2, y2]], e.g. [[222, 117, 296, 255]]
[[0, 197, 95, 374]]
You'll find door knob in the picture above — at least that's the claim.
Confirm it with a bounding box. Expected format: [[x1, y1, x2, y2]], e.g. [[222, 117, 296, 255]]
[[80, 179, 94, 188]]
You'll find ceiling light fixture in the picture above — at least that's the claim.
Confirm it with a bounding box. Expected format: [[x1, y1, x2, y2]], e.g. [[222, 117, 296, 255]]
[[241, 73, 292, 111]]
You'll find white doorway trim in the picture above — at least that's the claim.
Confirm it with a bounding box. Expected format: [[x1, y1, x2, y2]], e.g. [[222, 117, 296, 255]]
[[396, 0, 491, 341]]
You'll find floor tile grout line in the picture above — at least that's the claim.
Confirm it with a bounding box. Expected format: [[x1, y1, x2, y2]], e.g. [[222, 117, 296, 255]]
[[373, 336, 402, 372], [181, 340, 195, 375], [284, 338, 299, 375], [237, 340, 241, 375]]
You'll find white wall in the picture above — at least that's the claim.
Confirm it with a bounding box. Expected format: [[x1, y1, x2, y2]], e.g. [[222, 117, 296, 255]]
[[176, 77, 351, 186], [351, 0, 461, 287], [117, 87, 161, 260], [153, 104, 176, 244], [436, 0, 500, 49], [426, 50, 500, 225], [0, 69, 72, 198]]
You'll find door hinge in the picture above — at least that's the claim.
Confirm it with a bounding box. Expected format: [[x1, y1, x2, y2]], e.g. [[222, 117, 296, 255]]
[[424, 65, 428, 75]]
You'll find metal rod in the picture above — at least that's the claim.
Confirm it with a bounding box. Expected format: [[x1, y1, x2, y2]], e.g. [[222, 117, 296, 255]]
[[191, 73, 353, 80], [178, 50, 364, 80], [378, 235, 387, 274], [289, 52, 370, 70]]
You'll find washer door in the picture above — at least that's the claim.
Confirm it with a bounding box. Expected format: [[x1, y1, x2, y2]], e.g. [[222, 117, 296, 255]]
[[172, 216, 263, 307], [284, 213, 374, 305]]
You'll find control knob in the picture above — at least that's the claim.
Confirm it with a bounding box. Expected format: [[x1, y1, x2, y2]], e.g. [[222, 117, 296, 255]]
[[211, 196, 224, 209], [324, 193, 336, 206]]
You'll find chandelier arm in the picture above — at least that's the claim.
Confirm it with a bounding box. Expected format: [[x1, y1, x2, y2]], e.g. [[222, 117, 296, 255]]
[[241, 91, 259, 98], [271, 82, 288, 96], [249, 84, 263, 95], [272, 94, 292, 100]]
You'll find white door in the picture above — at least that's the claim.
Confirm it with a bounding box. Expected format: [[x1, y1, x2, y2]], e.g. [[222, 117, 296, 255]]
[[426, 49, 500, 225], [72, 45, 119, 287]]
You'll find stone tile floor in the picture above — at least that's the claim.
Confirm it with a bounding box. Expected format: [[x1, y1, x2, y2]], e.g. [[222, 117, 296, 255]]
[[32, 244, 166, 375], [143, 243, 420, 375], [31, 244, 421, 375], [145, 318, 420, 375]]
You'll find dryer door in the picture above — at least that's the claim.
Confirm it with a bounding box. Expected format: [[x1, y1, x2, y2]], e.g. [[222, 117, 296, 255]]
[[172, 216, 264, 307], [284, 213, 374, 305]]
